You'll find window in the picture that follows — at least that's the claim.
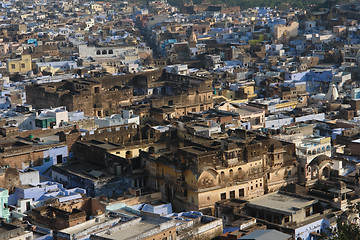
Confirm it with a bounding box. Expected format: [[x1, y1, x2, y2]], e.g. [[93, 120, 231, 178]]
[[220, 171, 225, 182], [96, 50, 101, 55], [57, 155, 63, 164], [21, 63, 25, 68], [284, 216, 290, 223], [11, 64, 15, 69], [221, 193, 226, 200], [108, 49, 113, 54], [102, 50, 107, 54], [239, 188, 244, 197], [238, 168, 242, 179], [305, 207, 311, 217], [44, 157, 50, 162], [230, 190, 235, 199]]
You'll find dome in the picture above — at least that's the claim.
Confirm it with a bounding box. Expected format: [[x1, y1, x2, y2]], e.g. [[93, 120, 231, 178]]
[[312, 93, 326, 101], [324, 83, 339, 101]]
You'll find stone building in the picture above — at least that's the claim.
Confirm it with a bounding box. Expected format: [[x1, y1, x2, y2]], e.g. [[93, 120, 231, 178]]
[[26, 70, 213, 121], [31, 206, 86, 230], [140, 128, 298, 214]]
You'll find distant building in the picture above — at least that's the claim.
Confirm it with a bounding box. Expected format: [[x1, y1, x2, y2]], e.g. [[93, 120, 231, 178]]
[[0, 222, 33, 239], [239, 229, 291, 240], [0, 188, 10, 221], [7, 55, 32, 74]]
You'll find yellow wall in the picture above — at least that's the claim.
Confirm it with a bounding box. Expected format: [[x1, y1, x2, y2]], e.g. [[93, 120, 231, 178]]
[[109, 142, 167, 158], [221, 89, 236, 100], [7, 55, 32, 74], [275, 101, 297, 109]]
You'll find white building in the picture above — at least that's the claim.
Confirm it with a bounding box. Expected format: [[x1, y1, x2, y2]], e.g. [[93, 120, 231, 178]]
[[164, 64, 189, 75], [78, 44, 139, 63], [35, 107, 69, 129], [95, 110, 140, 128]]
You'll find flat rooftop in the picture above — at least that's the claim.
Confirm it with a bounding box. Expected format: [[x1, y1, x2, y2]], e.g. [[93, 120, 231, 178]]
[[60, 214, 118, 235], [247, 192, 317, 215], [102, 217, 173, 240]]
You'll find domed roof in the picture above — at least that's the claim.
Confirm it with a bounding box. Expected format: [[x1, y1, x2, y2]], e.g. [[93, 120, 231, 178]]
[[309, 154, 332, 166], [325, 83, 339, 101], [311, 93, 326, 101]]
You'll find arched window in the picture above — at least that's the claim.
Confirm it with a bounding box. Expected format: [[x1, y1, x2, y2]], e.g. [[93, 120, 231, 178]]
[[229, 169, 234, 180], [96, 50, 101, 55], [308, 150, 312, 155], [108, 49, 113, 54], [238, 168, 242, 179], [220, 171, 225, 183], [102, 50, 107, 55]]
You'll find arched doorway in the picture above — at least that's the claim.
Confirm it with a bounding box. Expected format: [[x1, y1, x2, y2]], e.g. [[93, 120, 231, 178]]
[[322, 166, 330, 178]]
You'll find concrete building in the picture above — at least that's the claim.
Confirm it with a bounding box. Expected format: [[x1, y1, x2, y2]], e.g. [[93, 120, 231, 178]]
[[35, 106, 69, 129], [164, 64, 189, 75], [7, 55, 32, 74], [78, 44, 139, 63], [216, 190, 338, 240], [9, 181, 86, 209], [95, 110, 140, 128], [216, 103, 265, 129], [36, 61, 78, 73], [265, 114, 293, 129], [0, 188, 10, 221], [19, 168, 40, 185], [248, 98, 297, 114]]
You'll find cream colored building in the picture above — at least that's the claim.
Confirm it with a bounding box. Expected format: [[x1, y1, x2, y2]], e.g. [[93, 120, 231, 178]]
[[7, 55, 32, 74]]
